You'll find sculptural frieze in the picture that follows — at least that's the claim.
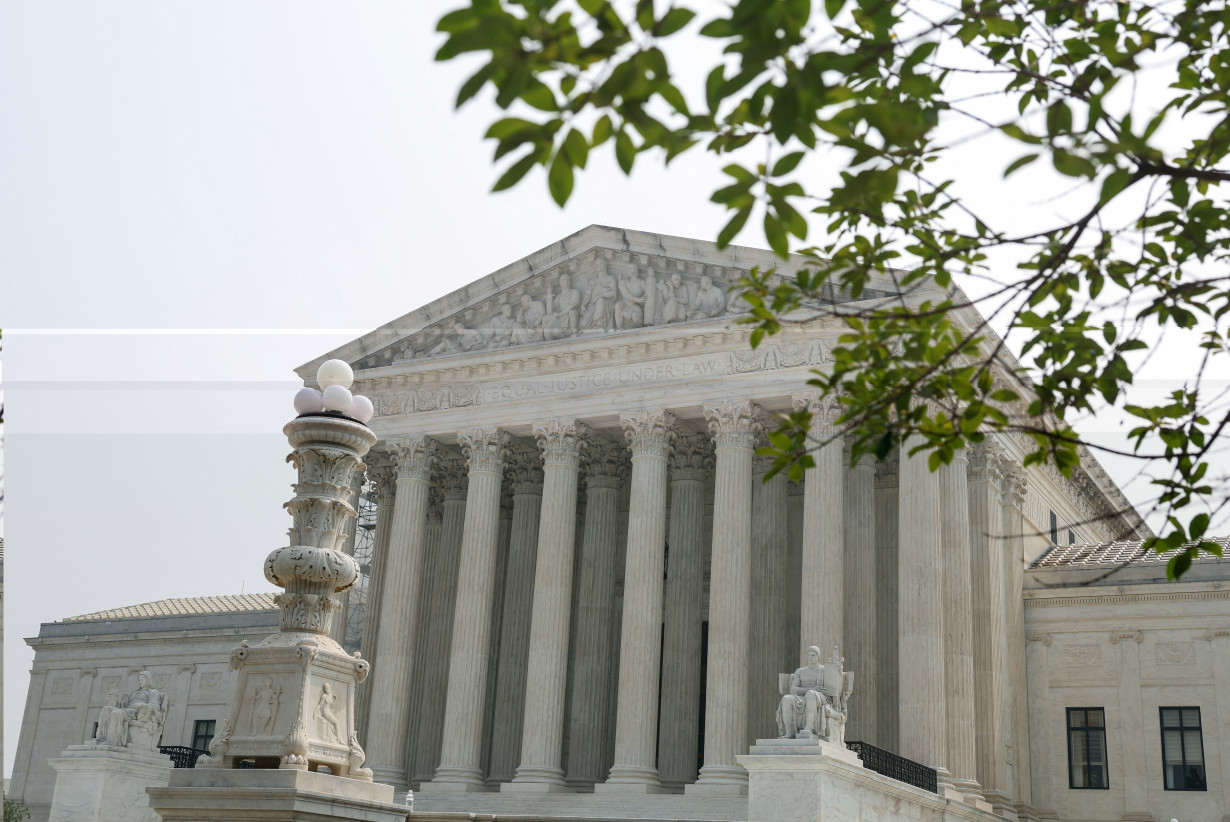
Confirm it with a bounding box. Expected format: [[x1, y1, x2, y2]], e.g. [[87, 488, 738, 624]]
[[776, 645, 854, 748]]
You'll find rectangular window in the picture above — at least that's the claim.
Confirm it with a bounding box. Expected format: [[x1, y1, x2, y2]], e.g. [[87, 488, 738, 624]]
[[1160, 708, 1206, 791], [1050, 510, 1059, 544], [192, 719, 216, 751], [1067, 708, 1109, 789], [1069, 529, 1076, 545]]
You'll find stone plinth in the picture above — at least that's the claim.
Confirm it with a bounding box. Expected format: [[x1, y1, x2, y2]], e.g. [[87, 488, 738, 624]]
[[147, 767, 407, 822], [47, 745, 171, 822], [740, 743, 1003, 822]]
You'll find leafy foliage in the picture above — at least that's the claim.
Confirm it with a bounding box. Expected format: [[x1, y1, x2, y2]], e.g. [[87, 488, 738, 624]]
[[434, 0, 1230, 577], [4, 798, 31, 822]]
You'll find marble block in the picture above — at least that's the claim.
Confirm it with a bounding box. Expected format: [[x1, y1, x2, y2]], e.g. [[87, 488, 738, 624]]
[[740, 746, 1000, 822], [47, 745, 172, 822], [748, 737, 863, 767], [147, 767, 407, 822]]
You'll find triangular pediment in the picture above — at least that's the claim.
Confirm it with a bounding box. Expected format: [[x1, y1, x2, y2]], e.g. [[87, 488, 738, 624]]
[[297, 225, 903, 379]]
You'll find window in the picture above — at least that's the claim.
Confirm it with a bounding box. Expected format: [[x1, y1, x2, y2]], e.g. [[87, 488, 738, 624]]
[[192, 719, 216, 751], [1160, 708, 1206, 791], [1068, 529, 1076, 545], [1067, 708, 1109, 789], [1050, 510, 1059, 544]]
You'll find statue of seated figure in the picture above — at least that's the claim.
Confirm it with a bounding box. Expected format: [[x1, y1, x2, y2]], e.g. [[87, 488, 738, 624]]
[[776, 645, 854, 747], [93, 670, 168, 751]]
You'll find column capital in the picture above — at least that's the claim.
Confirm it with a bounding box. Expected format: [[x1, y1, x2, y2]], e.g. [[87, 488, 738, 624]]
[[704, 400, 765, 450], [874, 448, 899, 489], [427, 486, 444, 526], [843, 435, 877, 471], [534, 419, 591, 468], [438, 457, 470, 501], [387, 435, 443, 482], [369, 460, 399, 506], [459, 429, 511, 475], [968, 440, 1004, 485], [671, 433, 715, 482], [1000, 462, 1028, 510], [506, 447, 545, 496], [620, 410, 678, 459], [792, 392, 845, 433], [585, 441, 629, 490]]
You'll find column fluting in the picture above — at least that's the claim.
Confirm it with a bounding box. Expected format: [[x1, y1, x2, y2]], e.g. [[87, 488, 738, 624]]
[[356, 460, 396, 738], [599, 410, 677, 793], [1002, 464, 1035, 818], [897, 432, 946, 773], [940, 451, 981, 801], [565, 442, 627, 788], [658, 434, 713, 786], [843, 445, 877, 744], [874, 453, 899, 752], [431, 429, 511, 790], [795, 394, 845, 661], [487, 450, 543, 783], [408, 489, 443, 787], [509, 420, 589, 790], [367, 436, 440, 790], [413, 458, 468, 784], [748, 441, 788, 745], [689, 400, 761, 795]]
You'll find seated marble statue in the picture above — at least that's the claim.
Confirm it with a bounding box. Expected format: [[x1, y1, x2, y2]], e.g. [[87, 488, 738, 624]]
[[94, 670, 168, 751], [776, 645, 854, 745]]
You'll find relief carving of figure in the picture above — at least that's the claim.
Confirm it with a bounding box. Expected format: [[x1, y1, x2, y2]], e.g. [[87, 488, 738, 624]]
[[688, 275, 728, 320], [487, 301, 517, 348], [658, 272, 690, 324], [615, 269, 648, 329], [428, 319, 484, 356], [250, 677, 282, 736], [580, 268, 618, 330], [776, 645, 854, 746], [513, 294, 546, 345], [93, 670, 168, 751], [544, 273, 581, 340], [312, 682, 343, 744]]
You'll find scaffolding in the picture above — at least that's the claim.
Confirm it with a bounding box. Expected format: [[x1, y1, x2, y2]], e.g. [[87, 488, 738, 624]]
[[342, 480, 376, 655]]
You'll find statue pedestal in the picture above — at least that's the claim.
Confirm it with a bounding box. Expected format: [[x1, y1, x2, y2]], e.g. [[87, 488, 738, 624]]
[[148, 768, 407, 822], [47, 744, 172, 822], [740, 740, 1001, 822]]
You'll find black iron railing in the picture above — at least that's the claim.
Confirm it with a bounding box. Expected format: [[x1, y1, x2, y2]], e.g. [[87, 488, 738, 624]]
[[158, 746, 209, 769], [845, 740, 938, 794]]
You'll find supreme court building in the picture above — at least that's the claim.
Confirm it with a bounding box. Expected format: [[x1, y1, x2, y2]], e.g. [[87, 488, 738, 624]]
[[295, 225, 1161, 819]]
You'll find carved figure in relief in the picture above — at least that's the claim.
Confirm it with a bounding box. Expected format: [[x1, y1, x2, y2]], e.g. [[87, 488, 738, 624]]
[[776, 645, 854, 747], [616, 269, 648, 329], [658, 273, 690, 324], [94, 670, 168, 750], [544, 273, 582, 340], [514, 294, 546, 345], [688, 275, 728, 320], [487, 301, 517, 348], [581, 267, 618, 330], [250, 677, 282, 735], [312, 682, 343, 743], [428, 319, 483, 356]]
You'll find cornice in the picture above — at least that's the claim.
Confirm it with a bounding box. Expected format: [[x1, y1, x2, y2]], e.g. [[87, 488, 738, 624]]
[[1024, 589, 1230, 608]]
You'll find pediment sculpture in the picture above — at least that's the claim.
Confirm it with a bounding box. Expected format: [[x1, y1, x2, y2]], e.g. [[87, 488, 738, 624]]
[[354, 251, 757, 369], [91, 669, 169, 752], [776, 645, 854, 747]]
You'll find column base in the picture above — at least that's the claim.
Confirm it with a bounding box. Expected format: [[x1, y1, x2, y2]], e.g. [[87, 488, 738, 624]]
[[368, 768, 408, 792], [594, 781, 670, 795], [596, 764, 665, 793], [504, 766, 571, 793], [419, 767, 494, 793], [685, 764, 749, 797], [950, 777, 993, 812]]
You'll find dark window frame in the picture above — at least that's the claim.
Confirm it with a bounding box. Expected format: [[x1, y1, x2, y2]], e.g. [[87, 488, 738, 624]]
[[1159, 707, 1206, 792], [191, 719, 216, 751], [1066, 707, 1109, 790], [1050, 510, 1059, 544]]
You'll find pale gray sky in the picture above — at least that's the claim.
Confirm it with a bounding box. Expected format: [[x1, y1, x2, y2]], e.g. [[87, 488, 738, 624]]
[[2, 2, 1225, 776]]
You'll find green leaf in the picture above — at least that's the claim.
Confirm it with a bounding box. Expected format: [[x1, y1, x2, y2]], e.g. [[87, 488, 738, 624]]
[[456, 63, 494, 107], [548, 151, 575, 206], [492, 151, 539, 192], [655, 7, 695, 36], [764, 210, 789, 256], [772, 151, 806, 176], [1053, 150, 1096, 178], [718, 205, 752, 247], [825, 0, 846, 17], [563, 128, 589, 169], [705, 66, 725, 112], [615, 130, 636, 174], [1004, 153, 1039, 177], [1190, 512, 1209, 539], [593, 115, 613, 146]]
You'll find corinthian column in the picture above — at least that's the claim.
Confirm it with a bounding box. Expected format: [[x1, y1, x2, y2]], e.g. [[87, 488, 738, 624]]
[[408, 489, 443, 787], [968, 443, 1009, 810], [487, 450, 543, 784], [1002, 463, 1035, 818], [357, 460, 396, 738], [898, 432, 946, 776], [794, 393, 845, 660], [659, 434, 713, 786], [509, 420, 589, 791], [367, 435, 440, 790], [430, 429, 511, 791], [939, 450, 981, 803], [874, 452, 899, 752], [749, 439, 787, 745], [413, 459, 468, 785], [843, 443, 877, 744], [565, 442, 626, 788], [598, 410, 677, 793], [688, 400, 761, 796]]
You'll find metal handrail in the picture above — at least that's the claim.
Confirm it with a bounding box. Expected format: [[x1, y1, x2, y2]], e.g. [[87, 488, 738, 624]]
[[158, 745, 209, 769], [845, 740, 939, 793]]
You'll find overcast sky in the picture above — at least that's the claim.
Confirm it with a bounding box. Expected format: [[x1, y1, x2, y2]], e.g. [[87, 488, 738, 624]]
[[2, 2, 1226, 776]]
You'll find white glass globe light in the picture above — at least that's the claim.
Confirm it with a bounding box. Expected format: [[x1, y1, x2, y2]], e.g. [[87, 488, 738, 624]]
[[317, 359, 354, 390], [322, 384, 354, 412], [294, 387, 324, 415], [349, 394, 375, 423]]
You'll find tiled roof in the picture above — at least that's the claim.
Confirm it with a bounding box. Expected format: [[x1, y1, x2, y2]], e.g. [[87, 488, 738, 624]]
[[64, 592, 278, 622], [1030, 536, 1229, 570]]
